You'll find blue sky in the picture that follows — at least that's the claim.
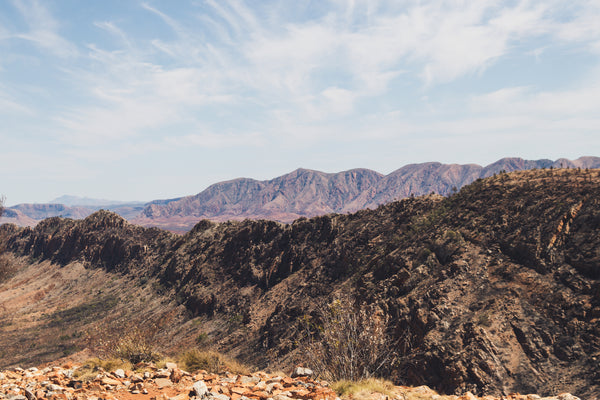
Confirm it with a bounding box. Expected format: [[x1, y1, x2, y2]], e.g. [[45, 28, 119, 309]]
[[1, 0, 599, 205]]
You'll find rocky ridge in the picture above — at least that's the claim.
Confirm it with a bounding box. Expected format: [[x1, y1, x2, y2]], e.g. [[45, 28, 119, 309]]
[[1, 168, 599, 398]]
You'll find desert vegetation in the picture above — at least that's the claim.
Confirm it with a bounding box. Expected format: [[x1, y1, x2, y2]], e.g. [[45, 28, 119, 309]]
[[297, 293, 397, 382]]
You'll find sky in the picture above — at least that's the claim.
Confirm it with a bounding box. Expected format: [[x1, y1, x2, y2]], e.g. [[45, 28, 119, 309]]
[[1, 0, 600, 205]]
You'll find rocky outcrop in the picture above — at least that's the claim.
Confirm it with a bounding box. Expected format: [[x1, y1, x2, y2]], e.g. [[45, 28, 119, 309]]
[[1, 168, 600, 398]]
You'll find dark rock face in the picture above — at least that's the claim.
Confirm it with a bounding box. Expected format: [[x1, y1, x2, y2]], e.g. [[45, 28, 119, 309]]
[[2, 168, 600, 398]]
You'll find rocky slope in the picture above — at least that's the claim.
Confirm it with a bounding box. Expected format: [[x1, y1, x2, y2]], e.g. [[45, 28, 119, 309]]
[[1, 168, 599, 398]]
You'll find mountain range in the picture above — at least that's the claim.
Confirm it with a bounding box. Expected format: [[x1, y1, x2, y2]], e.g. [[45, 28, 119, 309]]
[[1, 167, 599, 398], [2, 156, 599, 232]]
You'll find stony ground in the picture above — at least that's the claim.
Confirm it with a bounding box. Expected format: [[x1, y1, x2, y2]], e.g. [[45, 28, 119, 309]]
[[0, 362, 583, 400]]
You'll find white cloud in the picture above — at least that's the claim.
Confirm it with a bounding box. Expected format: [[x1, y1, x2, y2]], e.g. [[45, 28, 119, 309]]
[[19, 0, 600, 158], [9, 0, 77, 58]]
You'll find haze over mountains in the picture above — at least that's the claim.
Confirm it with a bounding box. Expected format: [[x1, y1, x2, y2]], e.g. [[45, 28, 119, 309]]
[[2, 156, 599, 232]]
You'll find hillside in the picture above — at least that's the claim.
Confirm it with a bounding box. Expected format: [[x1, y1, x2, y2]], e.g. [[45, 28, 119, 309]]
[[1, 168, 599, 398]]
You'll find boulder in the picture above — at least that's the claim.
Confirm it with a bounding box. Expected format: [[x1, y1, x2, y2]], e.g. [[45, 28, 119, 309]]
[[291, 368, 313, 378]]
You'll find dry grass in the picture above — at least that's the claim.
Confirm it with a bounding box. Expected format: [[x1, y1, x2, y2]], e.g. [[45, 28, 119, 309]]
[[333, 378, 396, 400], [178, 349, 251, 375], [73, 358, 133, 382]]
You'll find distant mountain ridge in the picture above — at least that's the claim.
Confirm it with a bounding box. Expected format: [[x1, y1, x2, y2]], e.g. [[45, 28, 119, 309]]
[[2, 156, 599, 231], [132, 156, 600, 231]]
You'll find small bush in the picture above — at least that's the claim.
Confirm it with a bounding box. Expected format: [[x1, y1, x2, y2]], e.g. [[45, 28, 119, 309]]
[[110, 327, 162, 364], [87, 319, 162, 364], [179, 349, 250, 375], [297, 293, 397, 381]]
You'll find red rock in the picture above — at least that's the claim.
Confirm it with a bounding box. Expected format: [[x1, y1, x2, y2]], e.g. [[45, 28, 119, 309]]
[[230, 387, 248, 395], [250, 391, 270, 399], [100, 377, 121, 386]]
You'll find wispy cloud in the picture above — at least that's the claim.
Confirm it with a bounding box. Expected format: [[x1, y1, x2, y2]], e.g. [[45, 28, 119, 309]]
[[2, 0, 600, 203], [9, 0, 77, 58]]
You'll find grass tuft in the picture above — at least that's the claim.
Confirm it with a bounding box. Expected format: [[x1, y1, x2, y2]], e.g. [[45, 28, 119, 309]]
[[332, 378, 395, 399], [178, 349, 251, 375], [73, 357, 132, 381]]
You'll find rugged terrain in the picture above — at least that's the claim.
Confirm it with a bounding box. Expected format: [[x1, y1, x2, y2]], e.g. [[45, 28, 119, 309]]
[[3, 157, 599, 232], [1, 168, 599, 398]]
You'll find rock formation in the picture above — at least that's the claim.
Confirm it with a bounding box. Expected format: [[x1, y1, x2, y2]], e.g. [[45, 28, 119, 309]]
[[1, 168, 599, 398]]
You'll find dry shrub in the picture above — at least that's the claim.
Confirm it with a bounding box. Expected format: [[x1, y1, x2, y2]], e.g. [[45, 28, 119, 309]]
[[298, 293, 397, 381], [73, 358, 133, 381], [179, 349, 250, 375], [86, 318, 162, 364], [0, 253, 18, 284]]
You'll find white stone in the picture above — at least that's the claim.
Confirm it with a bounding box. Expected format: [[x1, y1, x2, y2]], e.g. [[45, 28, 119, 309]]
[[114, 369, 125, 379], [193, 380, 208, 398]]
